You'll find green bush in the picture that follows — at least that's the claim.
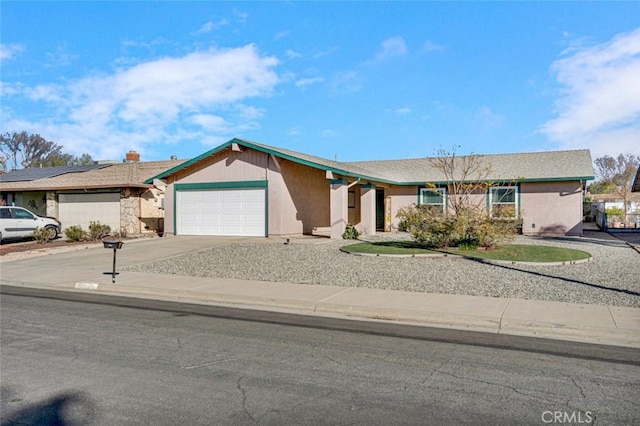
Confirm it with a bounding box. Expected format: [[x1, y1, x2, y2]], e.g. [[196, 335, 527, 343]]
[[342, 223, 360, 240], [605, 206, 624, 218], [396, 204, 517, 249], [32, 227, 53, 244], [64, 225, 86, 241], [88, 221, 111, 240]]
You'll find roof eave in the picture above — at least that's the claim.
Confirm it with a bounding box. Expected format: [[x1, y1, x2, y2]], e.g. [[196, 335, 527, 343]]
[[144, 138, 399, 185], [397, 176, 595, 186], [0, 183, 153, 192]]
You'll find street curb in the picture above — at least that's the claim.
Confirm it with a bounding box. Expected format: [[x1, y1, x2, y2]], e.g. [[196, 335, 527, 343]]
[[3, 283, 640, 366], [3, 280, 638, 350]]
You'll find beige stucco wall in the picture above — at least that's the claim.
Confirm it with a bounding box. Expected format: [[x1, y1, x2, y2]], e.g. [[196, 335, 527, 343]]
[[348, 185, 361, 226], [163, 147, 330, 236], [268, 158, 330, 235], [386, 186, 419, 230], [520, 181, 584, 236], [138, 187, 166, 234]]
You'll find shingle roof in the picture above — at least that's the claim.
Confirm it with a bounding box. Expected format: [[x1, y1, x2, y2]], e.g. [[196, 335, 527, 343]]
[[0, 164, 109, 183], [633, 166, 640, 192], [148, 138, 395, 184], [345, 149, 595, 183], [0, 160, 185, 192], [147, 138, 594, 185]]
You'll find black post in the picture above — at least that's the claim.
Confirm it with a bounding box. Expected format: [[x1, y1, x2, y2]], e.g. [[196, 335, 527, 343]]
[[112, 247, 117, 283], [103, 240, 123, 282]]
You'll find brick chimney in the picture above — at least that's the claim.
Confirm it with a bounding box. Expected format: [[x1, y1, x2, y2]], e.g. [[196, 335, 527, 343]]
[[125, 150, 140, 163]]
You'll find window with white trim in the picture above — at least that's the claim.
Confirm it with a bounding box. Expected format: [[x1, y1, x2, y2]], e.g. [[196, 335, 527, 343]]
[[489, 186, 518, 218], [419, 187, 446, 214]]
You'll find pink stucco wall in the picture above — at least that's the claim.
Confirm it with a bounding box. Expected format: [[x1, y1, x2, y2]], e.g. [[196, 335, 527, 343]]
[[520, 181, 584, 236], [162, 145, 585, 238], [386, 186, 419, 230], [163, 147, 330, 236]]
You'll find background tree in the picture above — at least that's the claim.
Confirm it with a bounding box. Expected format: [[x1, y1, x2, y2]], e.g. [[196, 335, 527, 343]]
[[594, 153, 639, 223], [0, 131, 93, 170], [587, 180, 616, 195]]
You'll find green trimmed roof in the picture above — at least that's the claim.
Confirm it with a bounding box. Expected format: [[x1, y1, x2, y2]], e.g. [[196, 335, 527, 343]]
[[145, 138, 594, 185]]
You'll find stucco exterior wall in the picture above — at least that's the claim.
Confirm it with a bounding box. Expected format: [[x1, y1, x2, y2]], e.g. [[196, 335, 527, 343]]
[[520, 181, 584, 236], [163, 147, 330, 236], [386, 186, 419, 230], [268, 158, 330, 235]]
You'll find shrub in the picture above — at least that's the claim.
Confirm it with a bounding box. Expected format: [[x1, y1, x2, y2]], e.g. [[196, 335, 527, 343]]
[[112, 227, 128, 239], [605, 206, 624, 219], [32, 226, 53, 244], [88, 221, 111, 240], [342, 223, 360, 240], [64, 225, 86, 242], [397, 204, 517, 249]]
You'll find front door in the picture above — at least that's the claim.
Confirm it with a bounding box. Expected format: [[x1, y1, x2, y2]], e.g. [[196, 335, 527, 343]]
[[376, 189, 385, 231]]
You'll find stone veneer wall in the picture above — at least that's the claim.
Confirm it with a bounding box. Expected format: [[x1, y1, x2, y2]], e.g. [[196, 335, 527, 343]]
[[120, 188, 140, 235]]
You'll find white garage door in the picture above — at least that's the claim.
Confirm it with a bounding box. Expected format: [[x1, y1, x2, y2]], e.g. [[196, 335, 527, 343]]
[[58, 193, 120, 232], [176, 189, 266, 236]]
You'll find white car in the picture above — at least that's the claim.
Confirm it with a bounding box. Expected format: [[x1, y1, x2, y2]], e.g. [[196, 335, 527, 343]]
[[0, 206, 61, 242]]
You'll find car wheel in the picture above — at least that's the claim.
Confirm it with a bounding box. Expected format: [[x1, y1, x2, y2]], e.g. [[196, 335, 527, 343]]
[[45, 225, 59, 239]]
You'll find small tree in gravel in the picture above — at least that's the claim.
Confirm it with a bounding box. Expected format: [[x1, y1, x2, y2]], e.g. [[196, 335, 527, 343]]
[[397, 147, 518, 249]]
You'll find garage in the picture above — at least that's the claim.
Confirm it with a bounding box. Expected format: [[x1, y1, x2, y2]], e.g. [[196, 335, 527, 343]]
[[176, 186, 266, 236], [58, 192, 121, 231]]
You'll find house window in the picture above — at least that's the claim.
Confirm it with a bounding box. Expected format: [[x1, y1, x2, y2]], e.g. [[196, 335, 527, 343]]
[[489, 186, 518, 218], [419, 187, 446, 214]]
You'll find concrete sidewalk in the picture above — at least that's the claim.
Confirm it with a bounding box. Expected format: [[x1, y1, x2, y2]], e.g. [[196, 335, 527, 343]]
[[1, 236, 639, 349]]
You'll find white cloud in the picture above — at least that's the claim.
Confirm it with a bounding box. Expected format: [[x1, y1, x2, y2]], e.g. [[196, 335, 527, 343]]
[[330, 71, 361, 95], [313, 47, 339, 59], [395, 107, 411, 115], [0, 43, 24, 61], [193, 19, 229, 35], [286, 49, 302, 59], [45, 44, 78, 67], [1, 45, 280, 160], [375, 36, 407, 61], [295, 77, 324, 88], [188, 114, 227, 132], [541, 28, 640, 157]]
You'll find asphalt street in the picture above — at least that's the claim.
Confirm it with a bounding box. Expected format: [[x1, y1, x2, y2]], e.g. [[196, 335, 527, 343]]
[[2, 294, 639, 425]]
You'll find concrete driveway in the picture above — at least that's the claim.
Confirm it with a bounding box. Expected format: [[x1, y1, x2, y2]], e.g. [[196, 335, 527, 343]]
[[0, 236, 257, 284]]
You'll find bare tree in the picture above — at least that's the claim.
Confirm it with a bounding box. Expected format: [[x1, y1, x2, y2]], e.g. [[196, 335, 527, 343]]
[[594, 153, 639, 223], [427, 148, 493, 214], [397, 147, 518, 249]]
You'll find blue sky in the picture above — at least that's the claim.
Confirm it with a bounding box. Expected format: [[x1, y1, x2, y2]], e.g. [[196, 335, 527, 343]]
[[1, 1, 639, 166]]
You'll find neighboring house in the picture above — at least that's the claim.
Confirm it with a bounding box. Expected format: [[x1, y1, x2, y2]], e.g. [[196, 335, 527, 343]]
[[146, 138, 594, 239], [0, 151, 184, 235], [634, 165, 640, 192]]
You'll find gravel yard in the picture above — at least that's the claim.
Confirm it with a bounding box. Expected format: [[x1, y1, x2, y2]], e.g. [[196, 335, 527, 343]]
[[125, 231, 640, 307]]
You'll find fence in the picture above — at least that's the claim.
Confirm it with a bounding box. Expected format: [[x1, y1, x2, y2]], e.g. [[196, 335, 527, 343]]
[[595, 208, 640, 231]]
